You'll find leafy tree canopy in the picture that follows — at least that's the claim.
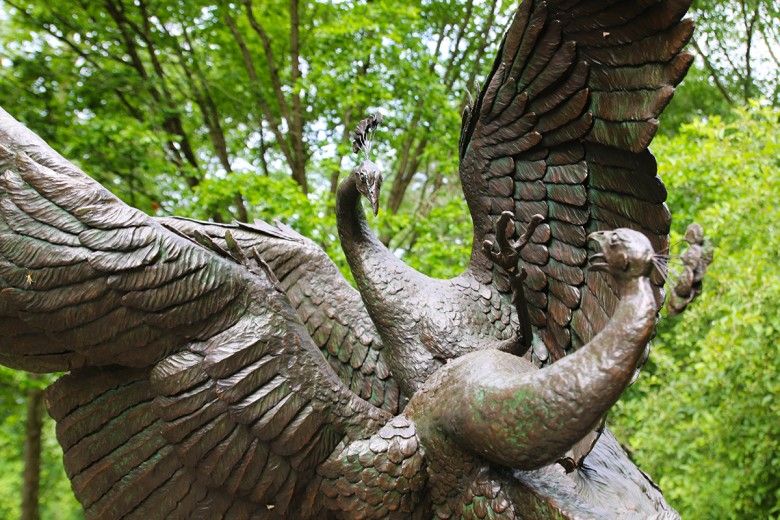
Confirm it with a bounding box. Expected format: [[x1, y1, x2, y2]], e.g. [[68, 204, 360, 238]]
[[0, 1, 776, 518]]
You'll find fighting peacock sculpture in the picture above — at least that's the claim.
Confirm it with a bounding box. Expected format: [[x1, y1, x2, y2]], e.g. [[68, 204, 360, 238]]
[[0, 0, 713, 518]]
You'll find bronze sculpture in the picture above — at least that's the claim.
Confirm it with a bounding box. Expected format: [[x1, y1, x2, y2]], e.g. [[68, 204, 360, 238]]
[[0, 0, 713, 518]]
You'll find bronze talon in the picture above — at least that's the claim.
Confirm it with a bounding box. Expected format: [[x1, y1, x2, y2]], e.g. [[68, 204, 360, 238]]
[[484, 211, 546, 354]]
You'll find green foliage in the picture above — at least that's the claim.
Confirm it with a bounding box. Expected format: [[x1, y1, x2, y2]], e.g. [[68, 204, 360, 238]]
[[395, 198, 473, 279], [660, 0, 779, 134], [0, 0, 776, 518], [689, 0, 779, 104], [611, 104, 780, 518], [660, 66, 735, 134], [0, 371, 81, 519]]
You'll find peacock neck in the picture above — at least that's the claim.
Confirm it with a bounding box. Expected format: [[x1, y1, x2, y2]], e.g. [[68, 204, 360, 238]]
[[413, 272, 659, 471], [336, 175, 372, 250], [336, 175, 391, 279], [519, 274, 658, 451], [512, 273, 658, 466], [522, 273, 658, 464], [337, 174, 443, 396], [336, 174, 422, 306]]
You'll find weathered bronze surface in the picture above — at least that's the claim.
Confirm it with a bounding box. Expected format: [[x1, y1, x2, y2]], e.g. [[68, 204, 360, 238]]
[[0, 1, 709, 518]]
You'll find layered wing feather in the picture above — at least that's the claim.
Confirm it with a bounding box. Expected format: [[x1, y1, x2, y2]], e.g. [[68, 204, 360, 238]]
[[461, 0, 692, 359], [159, 217, 400, 414], [0, 114, 247, 372], [0, 107, 389, 518]]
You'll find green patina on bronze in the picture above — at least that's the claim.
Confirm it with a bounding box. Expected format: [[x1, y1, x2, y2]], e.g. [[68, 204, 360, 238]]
[[0, 0, 711, 517]]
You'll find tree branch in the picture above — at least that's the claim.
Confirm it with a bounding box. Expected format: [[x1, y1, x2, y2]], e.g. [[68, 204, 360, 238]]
[[287, 0, 308, 192], [242, 0, 292, 123], [691, 38, 735, 105], [740, 0, 759, 102], [222, 6, 295, 168]]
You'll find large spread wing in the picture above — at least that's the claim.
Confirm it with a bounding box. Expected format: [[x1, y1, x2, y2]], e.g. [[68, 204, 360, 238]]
[[159, 217, 400, 414], [461, 0, 692, 359], [0, 107, 389, 518], [0, 112, 248, 372]]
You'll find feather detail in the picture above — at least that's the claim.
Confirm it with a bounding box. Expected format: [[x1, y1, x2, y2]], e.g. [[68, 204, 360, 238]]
[[351, 114, 384, 155]]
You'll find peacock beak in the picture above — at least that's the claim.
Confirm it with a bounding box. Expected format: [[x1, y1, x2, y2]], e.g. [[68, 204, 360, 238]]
[[368, 185, 380, 216], [587, 232, 609, 272]]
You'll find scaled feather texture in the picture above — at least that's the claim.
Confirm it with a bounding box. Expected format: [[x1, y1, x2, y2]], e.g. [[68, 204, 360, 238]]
[[0, 0, 700, 517]]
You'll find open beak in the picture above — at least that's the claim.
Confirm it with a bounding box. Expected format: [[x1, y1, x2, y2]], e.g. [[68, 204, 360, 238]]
[[587, 232, 609, 272], [368, 185, 380, 216]]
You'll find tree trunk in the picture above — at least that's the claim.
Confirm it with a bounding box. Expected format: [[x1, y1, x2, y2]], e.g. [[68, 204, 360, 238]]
[[740, 1, 759, 102], [226, 3, 301, 187], [384, 2, 497, 215], [289, 0, 308, 193], [258, 126, 269, 176], [21, 381, 44, 520], [103, 0, 200, 186]]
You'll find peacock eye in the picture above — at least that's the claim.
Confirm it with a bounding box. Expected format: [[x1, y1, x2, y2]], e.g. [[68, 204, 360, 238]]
[[609, 234, 619, 247]]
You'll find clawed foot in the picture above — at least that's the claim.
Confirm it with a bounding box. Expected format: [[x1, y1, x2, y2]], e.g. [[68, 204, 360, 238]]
[[667, 223, 713, 316], [482, 211, 545, 277], [483, 212, 545, 354]]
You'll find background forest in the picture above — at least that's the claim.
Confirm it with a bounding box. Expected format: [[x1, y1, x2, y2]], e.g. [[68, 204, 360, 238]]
[[0, 0, 777, 518]]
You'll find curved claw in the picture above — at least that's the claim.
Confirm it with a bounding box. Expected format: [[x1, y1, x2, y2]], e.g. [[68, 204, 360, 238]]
[[484, 212, 545, 355], [516, 214, 545, 249], [482, 239, 495, 257], [484, 212, 546, 274], [495, 211, 515, 253]]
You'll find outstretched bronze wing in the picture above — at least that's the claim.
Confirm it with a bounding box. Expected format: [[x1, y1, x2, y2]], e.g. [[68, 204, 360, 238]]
[[0, 107, 390, 518], [461, 0, 692, 359], [158, 217, 400, 414]]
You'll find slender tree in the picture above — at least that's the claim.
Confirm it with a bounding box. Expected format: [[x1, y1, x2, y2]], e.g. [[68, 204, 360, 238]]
[[20, 378, 43, 520]]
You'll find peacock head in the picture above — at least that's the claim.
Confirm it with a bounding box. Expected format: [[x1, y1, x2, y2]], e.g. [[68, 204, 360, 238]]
[[350, 113, 384, 216], [588, 228, 655, 280], [352, 160, 383, 216]]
